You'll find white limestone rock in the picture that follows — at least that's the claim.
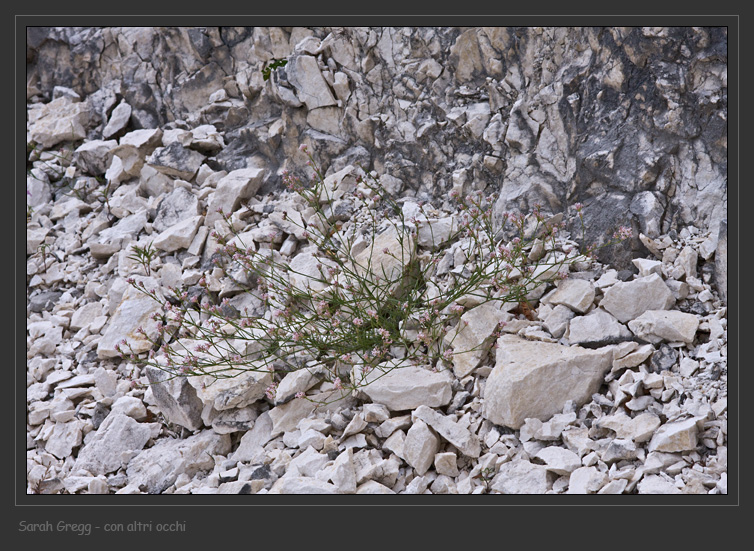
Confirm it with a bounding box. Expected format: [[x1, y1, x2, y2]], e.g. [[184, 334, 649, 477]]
[[534, 446, 582, 475], [356, 480, 396, 494], [28, 96, 92, 148], [146, 142, 205, 180], [628, 310, 699, 344], [415, 216, 458, 249], [287, 54, 338, 110], [74, 413, 154, 476], [483, 335, 613, 429], [205, 167, 266, 227], [597, 411, 661, 443], [110, 396, 147, 420], [187, 363, 272, 412], [434, 452, 460, 477], [73, 139, 117, 175], [411, 405, 481, 458], [543, 278, 595, 314], [152, 215, 204, 252], [443, 301, 512, 378], [268, 476, 340, 494], [126, 430, 231, 494], [490, 459, 551, 494], [275, 365, 325, 405], [600, 273, 675, 323], [96, 278, 162, 358], [152, 186, 200, 233], [102, 100, 132, 139], [637, 474, 682, 494], [145, 366, 204, 431], [329, 447, 357, 494], [268, 397, 318, 437], [566, 466, 608, 494], [403, 419, 440, 476], [352, 225, 417, 296], [357, 363, 453, 412], [44, 419, 85, 459], [648, 416, 705, 453], [632, 257, 663, 277], [539, 304, 575, 339], [567, 308, 633, 347]]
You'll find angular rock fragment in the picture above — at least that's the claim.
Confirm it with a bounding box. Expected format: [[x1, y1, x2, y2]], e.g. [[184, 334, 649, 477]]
[[443, 301, 511, 378], [126, 430, 231, 494], [152, 215, 204, 252], [357, 363, 453, 412], [205, 167, 266, 226], [628, 310, 699, 344], [102, 100, 132, 139], [567, 308, 633, 347], [483, 335, 613, 429], [153, 186, 200, 233], [287, 54, 338, 110], [544, 278, 595, 314], [74, 413, 154, 476], [596, 411, 661, 443], [187, 363, 272, 412], [600, 273, 675, 323], [145, 366, 204, 431], [97, 278, 162, 358], [566, 466, 607, 494], [268, 476, 340, 494], [533, 446, 582, 475], [28, 96, 92, 148], [648, 417, 705, 453], [490, 459, 551, 494], [73, 139, 117, 175], [403, 419, 439, 476], [146, 142, 205, 180], [411, 405, 481, 458]]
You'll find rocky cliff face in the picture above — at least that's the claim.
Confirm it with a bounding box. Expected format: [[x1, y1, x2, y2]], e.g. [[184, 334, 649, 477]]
[[27, 26, 727, 272]]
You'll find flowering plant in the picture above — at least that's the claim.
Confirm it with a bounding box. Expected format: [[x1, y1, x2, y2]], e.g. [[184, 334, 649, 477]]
[[118, 147, 631, 405]]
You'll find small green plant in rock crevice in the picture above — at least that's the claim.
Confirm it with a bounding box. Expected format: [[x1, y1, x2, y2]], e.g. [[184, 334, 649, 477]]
[[262, 58, 288, 81], [127, 242, 158, 277], [118, 145, 631, 406]]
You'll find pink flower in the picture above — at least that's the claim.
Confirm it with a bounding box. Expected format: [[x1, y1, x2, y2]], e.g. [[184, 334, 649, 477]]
[[295, 391, 306, 399], [333, 377, 343, 390], [353, 317, 364, 327], [613, 226, 633, 240]]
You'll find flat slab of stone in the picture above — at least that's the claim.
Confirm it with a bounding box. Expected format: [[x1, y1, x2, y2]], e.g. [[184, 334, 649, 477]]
[[357, 362, 453, 412], [483, 335, 613, 429]]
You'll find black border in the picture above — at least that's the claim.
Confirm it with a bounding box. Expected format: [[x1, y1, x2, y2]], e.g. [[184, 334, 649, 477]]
[[13, 6, 741, 544]]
